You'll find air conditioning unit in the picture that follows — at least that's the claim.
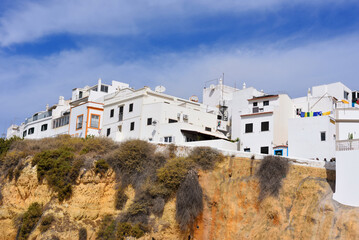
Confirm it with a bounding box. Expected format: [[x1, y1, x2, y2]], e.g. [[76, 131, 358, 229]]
[[183, 114, 189, 120]]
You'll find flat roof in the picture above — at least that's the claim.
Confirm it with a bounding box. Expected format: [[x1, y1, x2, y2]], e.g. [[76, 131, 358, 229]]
[[248, 95, 279, 101], [240, 111, 273, 117]]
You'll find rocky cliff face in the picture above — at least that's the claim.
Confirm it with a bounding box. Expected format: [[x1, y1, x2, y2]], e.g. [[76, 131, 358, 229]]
[[0, 156, 358, 240]]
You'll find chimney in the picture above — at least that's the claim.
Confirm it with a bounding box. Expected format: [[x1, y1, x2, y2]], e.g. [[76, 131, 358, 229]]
[[58, 96, 65, 106]]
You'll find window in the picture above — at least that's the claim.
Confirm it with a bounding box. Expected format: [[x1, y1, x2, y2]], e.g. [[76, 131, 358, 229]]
[[321, 131, 326, 141], [274, 150, 283, 156], [253, 102, 258, 107], [110, 109, 114, 118], [76, 115, 83, 130], [79, 91, 83, 99], [263, 100, 269, 106], [130, 122, 135, 131], [261, 121, 269, 131], [205, 127, 211, 132], [23, 131, 27, 137], [52, 115, 69, 128], [119, 106, 124, 121], [129, 103, 133, 112], [169, 119, 178, 123], [296, 108, 302, 115], [245, 123, 253, 133], [164, 136, 173, 143], [244, 148, 250, 152], [106, 128, 111, 137], [90, 114, 100, 128], [28, 127, 35, 135], [147, 118, 152, 125], [101, 85, 108, 93], [260, 146, 269, 154], [344, 91, 349, 100], [118, 125, 122, 132], [41, 124, 48, 131]]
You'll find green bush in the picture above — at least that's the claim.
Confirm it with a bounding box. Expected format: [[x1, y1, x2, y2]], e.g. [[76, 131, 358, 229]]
[[18, 202, 43, 240], [32, 147, 82, 201], [96, 215, 116, 240], [95, 159, 109, 177], [157, 157, 193, 192], [256, 155, 290, 201], [39, 214, 54, 233], [117, 222, 145, 240], [188, 147, 224, 170], [0, 136, 22, 158], [176, 169, 203, 232], [115, 187, 128, 210], [1, 150, 26, 180]]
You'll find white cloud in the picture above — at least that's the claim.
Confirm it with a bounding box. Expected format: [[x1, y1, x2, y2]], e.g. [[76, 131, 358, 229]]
[[1, 33, 359, 134], [0, 0, 352, 46]]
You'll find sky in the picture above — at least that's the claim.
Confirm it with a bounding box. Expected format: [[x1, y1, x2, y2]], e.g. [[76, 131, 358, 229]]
[[1, 0, 359, 136]]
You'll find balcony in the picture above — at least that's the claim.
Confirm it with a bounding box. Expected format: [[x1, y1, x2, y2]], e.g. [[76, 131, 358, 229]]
[[336, 139, 359, 151], [25, 111, 52, 124]]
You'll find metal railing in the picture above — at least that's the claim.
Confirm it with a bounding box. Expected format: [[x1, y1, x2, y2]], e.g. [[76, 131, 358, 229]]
[[336, 139, 359, 151], [25, 111, 52, 124]]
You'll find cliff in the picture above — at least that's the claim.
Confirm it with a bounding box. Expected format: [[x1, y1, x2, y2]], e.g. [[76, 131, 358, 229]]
[[0, 155, 358, 240]]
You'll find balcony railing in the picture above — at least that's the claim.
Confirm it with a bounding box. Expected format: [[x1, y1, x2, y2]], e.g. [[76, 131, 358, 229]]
[[336, 139, 359, 151], [25, 111, 52, 124]]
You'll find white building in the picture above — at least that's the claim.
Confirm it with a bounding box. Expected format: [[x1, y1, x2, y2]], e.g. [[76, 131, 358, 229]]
[[102, 86, 227, 144], [239, 94, 294, 154], [68, 79, 129, 138], [333, 108, 359, 207]]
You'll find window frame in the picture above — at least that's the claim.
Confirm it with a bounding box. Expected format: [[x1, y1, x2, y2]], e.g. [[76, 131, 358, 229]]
[[76, 114, 83, 130], [147, 118, 152, 126], [41, 124, 48, 132], [129, 103, 134, 112], [130, 121, 135, 131], [263, 100, 269, 106], [321, 131, 326, 141], [106, 128, 111, 137], [260, 146, 269, 154], [245, 123, 253, 133], [261, 121, 269, 132], [110, 109, 114, 118], [28, 127, 35, 135], [90, 114, 100, 129]]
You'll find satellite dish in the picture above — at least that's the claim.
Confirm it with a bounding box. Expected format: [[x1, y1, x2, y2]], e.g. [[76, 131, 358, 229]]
[[155, 85, 166, 93], [189, 95, 199, 102]]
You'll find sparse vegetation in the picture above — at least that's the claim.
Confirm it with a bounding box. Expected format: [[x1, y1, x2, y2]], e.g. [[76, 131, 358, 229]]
[[115, 187, 128, 210], [188, 146, 224, 170], [78, 227, 87, 240], [95, 159, 109, 177], [256, 155, 290, 201], [176, 169, 203, 232], [96, 215, 116, 240], [17, 202, 43, 240], [39, 214, 55, 233]]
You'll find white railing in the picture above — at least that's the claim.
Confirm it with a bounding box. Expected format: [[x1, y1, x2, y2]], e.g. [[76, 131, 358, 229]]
[[336, 139, 359, 151]]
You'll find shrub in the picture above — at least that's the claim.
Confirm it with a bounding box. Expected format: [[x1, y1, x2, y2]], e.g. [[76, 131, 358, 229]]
[[78, 227, 87, 240], [18, 202, 43, 240], [188, 147, 224, 170], [39, 214, 55, 233], [0, 136, 22, 158], [95, 159, 109, 177], [1, 150, 26, 180], [157, 157, 193, 192], [152, 197, 165, 216], [115, 187, 128, 210], [96, 215, 116, 240], [117, 222, 145, 240], [167, 144, 177, 158], [176, 170, 203, 232], [255, 156, 290, 201], [80, 137, 117, 155], [32, 147, 82, 201]]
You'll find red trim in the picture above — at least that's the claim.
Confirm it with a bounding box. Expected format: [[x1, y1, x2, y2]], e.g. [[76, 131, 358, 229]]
[[248, 95, 279, 101], [273, 145, 288, 149], [241, 111, 273, 117]]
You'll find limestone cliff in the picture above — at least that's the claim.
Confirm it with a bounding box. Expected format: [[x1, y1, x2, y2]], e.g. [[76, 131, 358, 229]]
[[0, 156, 358, 240]]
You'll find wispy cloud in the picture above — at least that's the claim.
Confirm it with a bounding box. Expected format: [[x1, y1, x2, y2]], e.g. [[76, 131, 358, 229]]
[[0, 0, 353, 46]]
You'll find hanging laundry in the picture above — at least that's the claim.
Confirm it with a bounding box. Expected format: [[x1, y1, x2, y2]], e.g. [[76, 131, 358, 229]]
[[300, 112, 305, 118], [322, 111, 331, 116]]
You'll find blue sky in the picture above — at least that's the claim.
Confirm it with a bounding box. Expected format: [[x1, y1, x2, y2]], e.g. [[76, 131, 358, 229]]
[[1, 0, 359, 136]]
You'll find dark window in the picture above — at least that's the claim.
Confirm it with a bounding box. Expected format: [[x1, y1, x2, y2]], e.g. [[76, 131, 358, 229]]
[[119, 106, 124, 121], [41, 124, 48, 131], [147, 118, 152, 125], [28, 127, 35, 135], [244, 148, 250, 152], [101, 85, 108, 93], [130, 122, 135, 131], [23, 131, 27, 137], [164, 136, 173, 143], [217, 115, 222, 120], [260, 146, 269, 154], [52, 115, 69, 128], [253, 102, 258, 107], [321, 131, 326, 141], [106, 128, 111, 136], [110, 109, 114, 118], [129, 103, 133, 112], [245, 123, 253, 133], [205, 127, 211, 132], [76, 115, 83, 129], [344, 91, 349, 100], [263, 100, 269, 106], [261, 121, 269, 131], [275, 150, 283, 156], [169, 119, 178, 123], [79, 91, 83, 98]]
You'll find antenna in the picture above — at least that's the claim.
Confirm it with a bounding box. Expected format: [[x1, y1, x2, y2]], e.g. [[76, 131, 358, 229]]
[[155, 86, 166, 93]]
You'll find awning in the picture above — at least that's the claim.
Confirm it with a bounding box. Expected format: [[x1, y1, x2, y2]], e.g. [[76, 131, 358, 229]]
[[181, 128, 227, 140]]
